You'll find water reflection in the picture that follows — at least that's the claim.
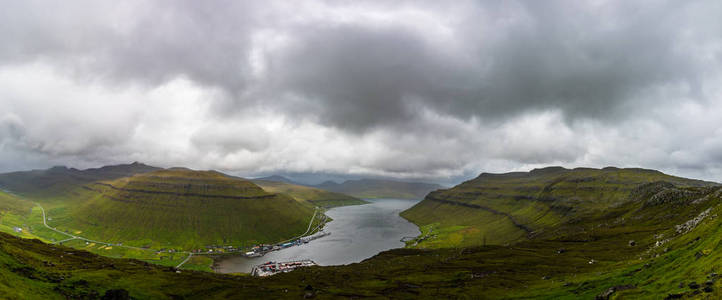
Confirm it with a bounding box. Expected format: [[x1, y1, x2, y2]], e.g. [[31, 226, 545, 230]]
[[214, 198, 421, 273]]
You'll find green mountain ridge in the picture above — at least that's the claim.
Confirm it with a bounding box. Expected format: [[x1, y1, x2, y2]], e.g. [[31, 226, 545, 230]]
[[401, 166, 717, 248], [59, 169, 315, 249]]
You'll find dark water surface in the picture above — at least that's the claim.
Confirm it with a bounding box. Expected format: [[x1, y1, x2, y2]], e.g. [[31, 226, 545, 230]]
[[214, 198, 421, 273]]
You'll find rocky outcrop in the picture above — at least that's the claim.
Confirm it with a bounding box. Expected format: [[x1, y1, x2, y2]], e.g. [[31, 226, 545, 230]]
[[645, 188, 696, 206], [676, 208, 712, 234], [630, 181, 675, 201], [595, 284, 635, 300]]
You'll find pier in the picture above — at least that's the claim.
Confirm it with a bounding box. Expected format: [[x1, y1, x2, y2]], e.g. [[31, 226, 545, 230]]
[[251, 259, 317, 277]]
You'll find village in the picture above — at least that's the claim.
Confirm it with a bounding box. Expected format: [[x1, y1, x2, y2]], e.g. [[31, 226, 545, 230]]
[[244, 230, 331, 258]]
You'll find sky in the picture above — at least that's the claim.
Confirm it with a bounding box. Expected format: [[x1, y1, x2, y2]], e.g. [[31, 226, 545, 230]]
[[1, 0, 722, 185]]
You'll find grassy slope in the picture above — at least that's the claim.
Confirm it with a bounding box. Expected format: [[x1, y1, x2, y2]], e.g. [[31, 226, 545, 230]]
[[253, 179, 368, 208], [2, 183, 722, 298], [401, 166, 716, 248], [0, 190, 32, 216], [0, 165, 321, 272], [3, 172, 722, 298], [0, 190, 35, 239], [57, 169, 315, 250], [317, 178, 443, 199]]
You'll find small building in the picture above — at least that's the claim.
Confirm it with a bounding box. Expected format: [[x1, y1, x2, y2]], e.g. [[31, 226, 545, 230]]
[[13, 227, 22, 233]]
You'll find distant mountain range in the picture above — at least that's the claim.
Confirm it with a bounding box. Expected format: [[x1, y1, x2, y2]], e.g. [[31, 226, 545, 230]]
[[0, 162, 161, 198], [251, 177, 368, 208], [254, 174, 444, 200], [315, 178, 444, 199]]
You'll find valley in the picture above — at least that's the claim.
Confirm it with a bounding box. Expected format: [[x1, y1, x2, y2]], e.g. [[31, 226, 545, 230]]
[[215, 198, 421, 273], [3, 165, 722, 298]]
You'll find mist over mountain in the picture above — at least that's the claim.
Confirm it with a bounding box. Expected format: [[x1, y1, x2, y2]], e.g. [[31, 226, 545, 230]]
[[2, 1, 722, 183], [315, 178, 444, 199]]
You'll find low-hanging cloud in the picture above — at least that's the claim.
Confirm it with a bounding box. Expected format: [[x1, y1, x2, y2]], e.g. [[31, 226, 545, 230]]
[[1, 0, 722, 184]]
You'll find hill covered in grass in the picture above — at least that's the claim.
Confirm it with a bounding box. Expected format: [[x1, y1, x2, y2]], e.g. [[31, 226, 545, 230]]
[[401, 166, 717, 248], [0, 190, 34, 237], [316, 178, 443, 199], [3, 176, 722, 298], [58, 169, 316, 249], [0, 189, 31, 216], [253, 178, 368, 208], [0, 162, 160, 199]]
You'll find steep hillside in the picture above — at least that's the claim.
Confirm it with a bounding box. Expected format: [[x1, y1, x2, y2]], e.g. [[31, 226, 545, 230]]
[[0, 190, 34, 238], [0, 162, 160, 199], [59, 169, 315, 249], [253, 179, 368, 208], [3, 180, 722, 298], [316, 178, 443, 199], [0, 190, 31, 216], [401, 166, 717, 248]]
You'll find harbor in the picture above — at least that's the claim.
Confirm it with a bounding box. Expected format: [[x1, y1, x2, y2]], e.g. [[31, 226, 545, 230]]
[[251, 259, 317, 277], [244, 230, 331, 258], [214, 199, 422, 274]]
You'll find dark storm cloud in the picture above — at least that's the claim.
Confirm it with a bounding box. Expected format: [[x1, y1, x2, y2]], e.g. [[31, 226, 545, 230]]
[[3, 1, 717, 129], [266, 0, 717, 132], [1, 0, 722, 182]]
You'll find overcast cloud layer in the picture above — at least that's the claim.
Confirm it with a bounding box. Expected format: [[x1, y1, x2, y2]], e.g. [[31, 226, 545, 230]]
[[1, 0, 722, 184]]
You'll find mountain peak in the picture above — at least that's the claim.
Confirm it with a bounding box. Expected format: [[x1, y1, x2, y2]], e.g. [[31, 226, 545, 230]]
[[529, 166, 568, 175]]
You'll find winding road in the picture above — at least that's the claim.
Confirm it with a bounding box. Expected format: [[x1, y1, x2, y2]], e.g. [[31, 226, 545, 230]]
[[35, 203, 327, 269]]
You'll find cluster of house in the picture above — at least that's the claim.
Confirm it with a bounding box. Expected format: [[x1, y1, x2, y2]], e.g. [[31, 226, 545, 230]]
[[150, 230, 333, 258], [244, 240, 305, 257], [243, 231, 332, 258], [155, 248, 180, 255], [153, 245, 243, 256], [200, 245, 240, 254]]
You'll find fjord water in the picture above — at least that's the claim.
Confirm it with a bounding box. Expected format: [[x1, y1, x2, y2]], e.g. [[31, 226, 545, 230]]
[[214, 198, 421, 273]]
